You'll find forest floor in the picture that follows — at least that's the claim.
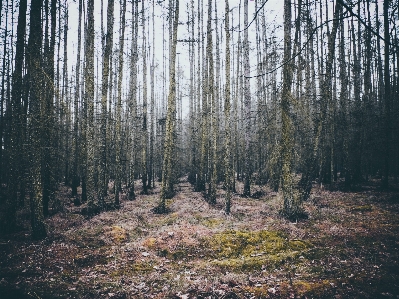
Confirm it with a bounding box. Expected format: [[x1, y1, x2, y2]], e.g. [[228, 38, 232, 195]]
[[0, 177, 399, 299]]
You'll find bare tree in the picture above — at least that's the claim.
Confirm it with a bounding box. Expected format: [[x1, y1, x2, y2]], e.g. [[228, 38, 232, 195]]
[[158, 0, 180, 213]]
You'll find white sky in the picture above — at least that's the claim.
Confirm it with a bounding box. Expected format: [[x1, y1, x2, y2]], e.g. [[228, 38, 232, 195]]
[[64, 0, 285, 117]]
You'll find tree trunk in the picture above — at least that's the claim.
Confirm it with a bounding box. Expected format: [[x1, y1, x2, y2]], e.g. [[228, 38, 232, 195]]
[[382, 0, 391, 188], [159, 0, 179, 212], [141, 0, 148, 195], [27, 0, 47, 239], [281, 0, 296, 219], [5, 0, 28, 233], [85, 0, 96, 215], [206, 0, 217, 204], [72, 0, 83, 201], [224, 0, 232, 214], [99, 0, 115, 207], [242, 0, 251, 197], [115, 0, 127, 206]]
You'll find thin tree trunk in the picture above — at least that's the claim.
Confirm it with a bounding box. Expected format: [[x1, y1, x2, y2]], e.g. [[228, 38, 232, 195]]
[[115, 0, 127, 206], [224, 0, 232, 214], [72, 0, 83, 200], [141, 0, 148, 195], [382, 0, 390, 188], [159, 0, 179, 212], [242, 0, 251, 197], [127, 0, 139, 200], [206, 0, 217, 204], [99, 0, 115, 207], [281, 0, 296, 219]]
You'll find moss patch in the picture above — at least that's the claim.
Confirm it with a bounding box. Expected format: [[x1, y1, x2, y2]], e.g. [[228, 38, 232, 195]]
[[203, 230, 311, 271], [103, 225, 129, 244], [200, 217, 222, 228]]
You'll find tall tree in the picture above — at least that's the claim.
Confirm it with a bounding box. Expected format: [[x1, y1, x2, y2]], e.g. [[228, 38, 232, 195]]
[[206, 0, 217, 204], [141, 0, 149, 194], [72, 0, 83, 200], [99, 0, 115, 207], [5, 0, 28, 233], [280, 0, 296, 219], [85, 0, 96, 215], [382, 0, 391, 188], [115, 0, 127, 206], [127, 0, 139, 200], [148, 0, 155, 190], [42, 0, 57, 216], [158, 0, 179, 213], [242, 0, 251, 197], [224, 0, 232, 214], [27, 0, 47, 239]]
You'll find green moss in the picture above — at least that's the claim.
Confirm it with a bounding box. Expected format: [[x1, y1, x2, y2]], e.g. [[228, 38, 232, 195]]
[[160, 212, 178, 226], [203, 230, 311, 271], [201, 217, 222, 228]]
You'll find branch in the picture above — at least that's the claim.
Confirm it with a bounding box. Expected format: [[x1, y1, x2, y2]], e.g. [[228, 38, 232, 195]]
[[238, 0, 270, 33], [245, 13, 350, 78], [337, 0, 399, 50]]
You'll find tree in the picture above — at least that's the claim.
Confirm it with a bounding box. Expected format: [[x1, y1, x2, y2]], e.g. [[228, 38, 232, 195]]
[[27, 0, 47, 239], [72, 0, 83, 201], [206, 0, 217, 204], [115, 0, 127, 206], [99, 0, 115, 207], [126, 0, 139, 201], [280, 0, 296, 219], [382, 0, 391, 188], [158, 0, 180, 213], [5, 0, 28, 233], [41, 0, 57, 216], [85, 0, 96, 215], [242, 0, 251, 197], [141, 0, 149, 195], [224, 0, 232, 214]]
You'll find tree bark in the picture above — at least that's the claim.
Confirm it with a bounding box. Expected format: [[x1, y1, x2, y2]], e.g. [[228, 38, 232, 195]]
[[242, 0, 251, 197], [159, 0, 179, 212], [27, 0, 47, 239], [85, 0, 96, 215], [6, 0, 28, 233], [115, 0, 127, 206], [224, 0, 232, 214], [99, 0, 115, 207]]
